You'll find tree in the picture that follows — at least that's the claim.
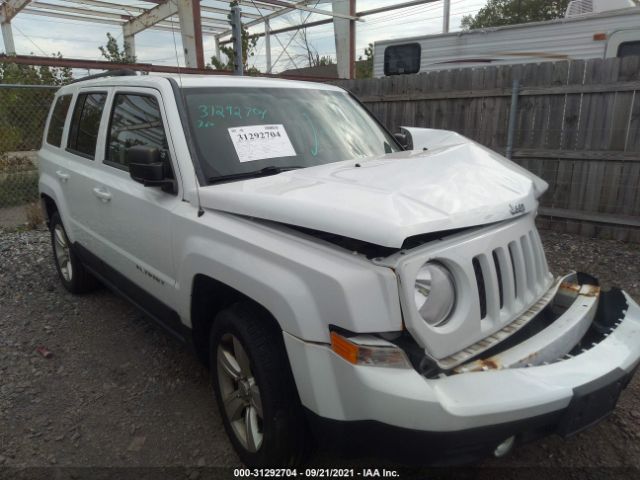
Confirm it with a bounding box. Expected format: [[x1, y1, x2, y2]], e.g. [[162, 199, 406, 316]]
[[313, 55, 335, 67], [210, 1, 259, 74], [290, 17, 335, 68], [0, 53, 73, 152], [99, 33, 136, 63], [356, 43, 373, 79], [461, 0, 570, 30], [0, 53, 72, 86]]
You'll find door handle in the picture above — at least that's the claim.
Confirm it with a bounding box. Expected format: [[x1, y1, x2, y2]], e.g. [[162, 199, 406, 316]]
[[92, 187, 112, 203], [56, 170, 69, 183]]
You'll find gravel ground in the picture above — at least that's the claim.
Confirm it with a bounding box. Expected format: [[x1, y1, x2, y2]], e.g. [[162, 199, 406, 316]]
[[0, 206, 29, 230], [0, 226, 639, 478]]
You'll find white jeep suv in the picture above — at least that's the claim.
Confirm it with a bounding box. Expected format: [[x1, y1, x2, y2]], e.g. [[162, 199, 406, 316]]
[[38, 71, 640, 467]]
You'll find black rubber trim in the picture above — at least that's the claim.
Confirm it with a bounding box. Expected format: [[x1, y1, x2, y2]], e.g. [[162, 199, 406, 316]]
[[305, 408, 562, 466], [557, 368, 627, 437], [73, 242, 191, 344]]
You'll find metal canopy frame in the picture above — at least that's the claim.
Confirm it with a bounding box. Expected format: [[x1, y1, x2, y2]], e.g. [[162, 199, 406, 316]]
[[0, 0, 444, 79]]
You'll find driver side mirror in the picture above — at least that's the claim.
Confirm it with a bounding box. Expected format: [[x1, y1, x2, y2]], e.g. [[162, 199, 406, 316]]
[[127, 145, 176, 194]]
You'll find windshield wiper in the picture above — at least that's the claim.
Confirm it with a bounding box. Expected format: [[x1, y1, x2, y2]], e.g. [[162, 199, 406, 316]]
[[207, 166, 303, 185]]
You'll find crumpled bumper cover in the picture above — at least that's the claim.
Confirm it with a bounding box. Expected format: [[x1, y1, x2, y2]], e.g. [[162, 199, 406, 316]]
[[285, 282, 640, 464], [305, 361, 639, 466]]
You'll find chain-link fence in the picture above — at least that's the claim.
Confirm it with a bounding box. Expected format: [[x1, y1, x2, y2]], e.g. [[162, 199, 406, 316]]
[[0, 84, 58, 208]]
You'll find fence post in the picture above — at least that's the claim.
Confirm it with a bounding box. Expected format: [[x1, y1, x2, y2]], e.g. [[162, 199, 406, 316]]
[[506, 79, 520, 160]]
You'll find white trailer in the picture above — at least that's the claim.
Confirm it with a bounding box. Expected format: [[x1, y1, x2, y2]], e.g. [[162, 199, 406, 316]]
[[373, 0, 640, 77]]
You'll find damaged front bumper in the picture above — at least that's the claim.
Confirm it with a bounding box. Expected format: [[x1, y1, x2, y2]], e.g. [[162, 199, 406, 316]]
[[454, 272, 607, 373], [284, 274, 640, 464]]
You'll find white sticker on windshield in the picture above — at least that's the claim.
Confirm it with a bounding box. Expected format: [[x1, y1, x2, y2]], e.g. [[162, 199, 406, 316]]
[[228, 124, 296, 163]]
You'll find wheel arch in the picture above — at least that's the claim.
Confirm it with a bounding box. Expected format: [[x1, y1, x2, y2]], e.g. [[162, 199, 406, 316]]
[[40, 193, 58, 227], [39, 174, 71, 235], [190, 274, 282, 367]]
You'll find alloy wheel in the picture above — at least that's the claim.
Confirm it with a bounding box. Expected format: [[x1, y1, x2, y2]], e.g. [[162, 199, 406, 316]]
[[53, 224, 73, 282], [217, 333, 264, 452]]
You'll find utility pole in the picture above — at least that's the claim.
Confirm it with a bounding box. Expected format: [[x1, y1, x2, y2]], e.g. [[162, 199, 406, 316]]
[[265, 18, 272, 73], [443, 0, 450, 33], [231, 5, 243, 76]]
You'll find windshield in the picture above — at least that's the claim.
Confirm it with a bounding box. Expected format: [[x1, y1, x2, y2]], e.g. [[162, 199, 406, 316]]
[[182, 87, 400, 182]]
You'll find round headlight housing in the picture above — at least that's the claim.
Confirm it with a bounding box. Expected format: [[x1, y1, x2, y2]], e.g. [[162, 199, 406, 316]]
[[414, 262, 456, 327]]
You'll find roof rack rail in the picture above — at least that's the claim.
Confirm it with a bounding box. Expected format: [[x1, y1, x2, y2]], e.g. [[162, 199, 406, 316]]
[[69, 69, 138, 85]]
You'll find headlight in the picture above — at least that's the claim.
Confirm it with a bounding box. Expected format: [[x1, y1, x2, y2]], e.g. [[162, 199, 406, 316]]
[[330, 331, 411, 369], [414, 262, 455, 327]]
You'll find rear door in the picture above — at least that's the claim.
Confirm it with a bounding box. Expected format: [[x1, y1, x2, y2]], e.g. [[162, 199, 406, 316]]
[[63, 89, 109, 255], [39, 92, 74, 219], [90, 87, 181, 304]]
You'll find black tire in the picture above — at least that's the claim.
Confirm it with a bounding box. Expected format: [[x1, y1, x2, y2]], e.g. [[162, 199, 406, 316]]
[[50, 211, 99, 294], [210, 302, 310, 467]]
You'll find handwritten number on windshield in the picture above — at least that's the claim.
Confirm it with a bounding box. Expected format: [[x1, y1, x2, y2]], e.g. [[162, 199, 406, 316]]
[[196, 104, 267, 128]]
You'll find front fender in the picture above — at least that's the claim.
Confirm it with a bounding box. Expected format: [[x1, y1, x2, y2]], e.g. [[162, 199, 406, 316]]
[[173, 210, 402, 342]]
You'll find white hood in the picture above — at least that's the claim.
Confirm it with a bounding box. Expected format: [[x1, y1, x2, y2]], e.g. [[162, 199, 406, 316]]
[[197, 137, 547, 248]]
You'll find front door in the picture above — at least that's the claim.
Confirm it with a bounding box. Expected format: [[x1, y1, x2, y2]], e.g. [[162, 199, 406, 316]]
[[90, 88, 181, 306]]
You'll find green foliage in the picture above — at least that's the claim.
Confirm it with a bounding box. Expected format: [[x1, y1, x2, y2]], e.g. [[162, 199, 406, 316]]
[[0, 54, 72, 86], [99, 33, 136, 64], [210, 1, 260, 74], [312, 54, 335, 67], [461, 0, 570, 29], [0, 55, 72, 152], [356, 43, 373, 79]]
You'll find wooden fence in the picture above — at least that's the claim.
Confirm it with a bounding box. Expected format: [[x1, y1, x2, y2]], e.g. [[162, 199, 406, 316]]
[[333, 56, 640, 242]]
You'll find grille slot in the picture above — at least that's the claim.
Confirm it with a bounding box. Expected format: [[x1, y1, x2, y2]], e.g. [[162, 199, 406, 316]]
[[509, 239, 527, 302], [521, 235, 537, 295], [508, 243, 519, 299], [492, 250, 504, 309], [472, 257, 487, 319], [472, 230, 550, 324]]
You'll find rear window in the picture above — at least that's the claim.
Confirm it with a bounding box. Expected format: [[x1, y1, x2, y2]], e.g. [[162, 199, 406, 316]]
[[618, 41, 640, 58], [67, 92, 107, 159], [384, 43, 421, 76], [46, 95, 72, 147]]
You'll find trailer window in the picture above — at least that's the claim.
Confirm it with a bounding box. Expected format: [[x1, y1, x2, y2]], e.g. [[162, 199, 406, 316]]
[[384, 43, 421, 76], [618, 41, 640, 58]]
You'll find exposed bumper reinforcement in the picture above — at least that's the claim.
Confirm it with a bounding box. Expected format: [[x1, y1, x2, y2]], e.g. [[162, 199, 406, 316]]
[[455, 273, 601, 373]]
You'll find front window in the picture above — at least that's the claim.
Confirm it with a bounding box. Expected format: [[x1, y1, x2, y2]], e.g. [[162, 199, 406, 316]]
[[182, 87, 399, 183], [105, 93, 170, 171]]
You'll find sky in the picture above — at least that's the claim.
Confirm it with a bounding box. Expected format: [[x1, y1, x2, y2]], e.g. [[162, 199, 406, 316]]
[[0, 0, 487, 73]]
